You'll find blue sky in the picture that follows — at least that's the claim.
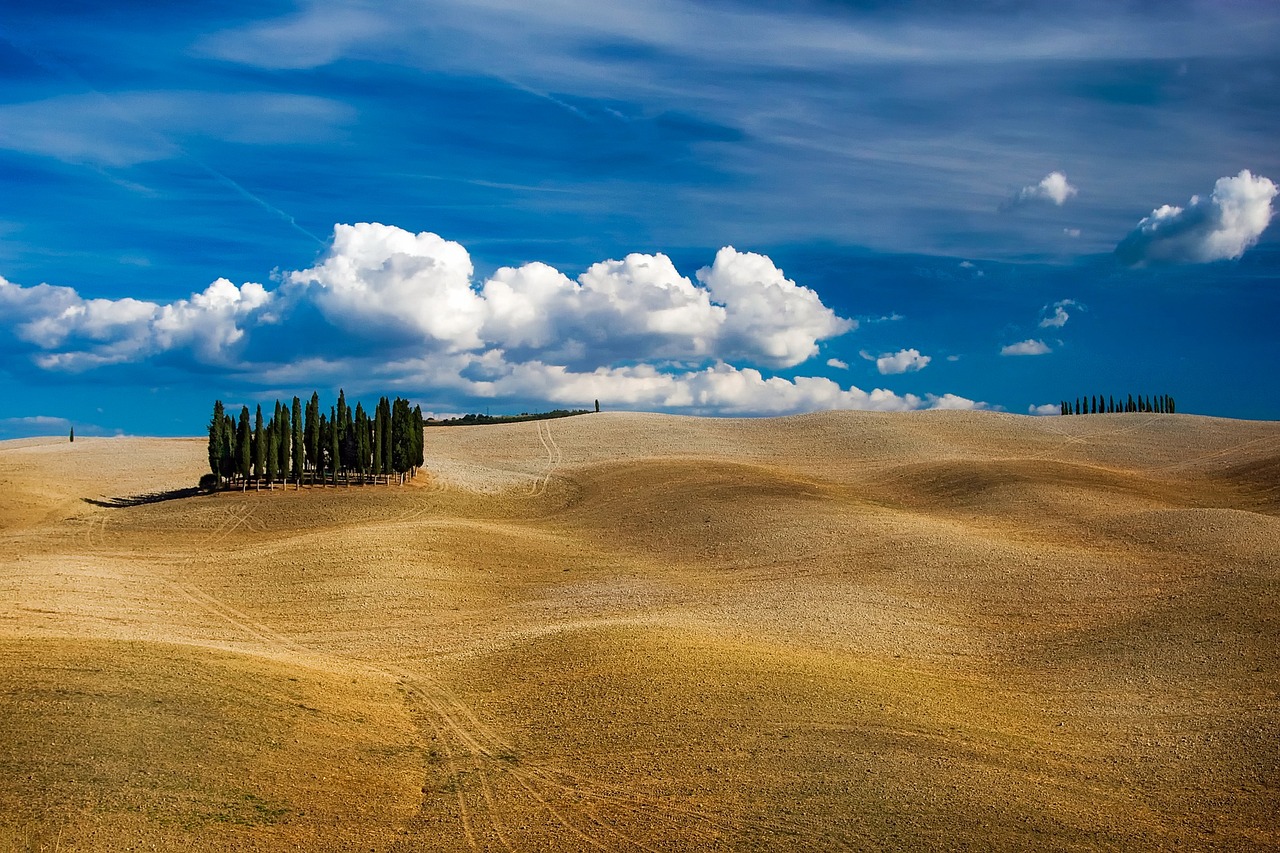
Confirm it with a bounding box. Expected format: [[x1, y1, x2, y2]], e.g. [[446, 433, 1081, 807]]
[[1, 0, 1278, 437]]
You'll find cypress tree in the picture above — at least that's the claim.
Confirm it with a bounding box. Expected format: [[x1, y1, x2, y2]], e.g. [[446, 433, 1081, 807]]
[[291, 396, 304, 487], [413, 404, 425, 472], [379, 396, 393, 480], [391, 397, 410, 481], [330, 405, 341, 485], [305, 392, 320, 476], [237, 406, 252, 489], [354, 402, 369, 483], [209, 400, 226, 484], [372, 402, 384, 480], [265, 418, 279, 488], [277, 401, 291, 478], [1168, 395, 1176, 414], [221, 413, 235, 481], [253, 404, 266, 487], [317, 412, 329, 482]]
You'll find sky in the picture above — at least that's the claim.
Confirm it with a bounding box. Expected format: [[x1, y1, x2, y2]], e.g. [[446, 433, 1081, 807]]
[[1, 0, 1278, 437]]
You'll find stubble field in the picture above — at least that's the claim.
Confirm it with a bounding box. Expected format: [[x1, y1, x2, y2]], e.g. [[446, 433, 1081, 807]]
[[1, 410, 1277, 850]]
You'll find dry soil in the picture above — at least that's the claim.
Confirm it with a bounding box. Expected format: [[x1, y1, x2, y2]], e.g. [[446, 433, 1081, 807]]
[[1, 411, 1277, 851]]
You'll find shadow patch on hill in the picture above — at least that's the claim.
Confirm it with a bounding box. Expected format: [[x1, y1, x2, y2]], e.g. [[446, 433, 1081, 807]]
[[83, 488, 204, 508]]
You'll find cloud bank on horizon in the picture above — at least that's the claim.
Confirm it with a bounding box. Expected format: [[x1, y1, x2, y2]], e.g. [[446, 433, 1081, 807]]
[[0, 223, 974, 415]]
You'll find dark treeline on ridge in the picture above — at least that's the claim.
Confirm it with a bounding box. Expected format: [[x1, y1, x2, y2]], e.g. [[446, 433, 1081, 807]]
[[427, 408, 593, 427], [206, 391, 425, 491], [1059, 394, 1176, 416]]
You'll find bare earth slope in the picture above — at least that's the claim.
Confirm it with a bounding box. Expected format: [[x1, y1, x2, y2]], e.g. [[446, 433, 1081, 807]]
[[1, 411, 1277, 851]]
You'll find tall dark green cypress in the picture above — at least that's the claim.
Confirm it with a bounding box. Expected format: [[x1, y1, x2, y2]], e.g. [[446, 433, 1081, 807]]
[[277, 401, 291, 477], [253, 405, 266, 486], [305, 391, 320, 475], [291, 396, 304, 486], [236, 406, 252, 488], [316, 412, 329, 481], [372, 402, 384, 479], [330, 406, 341, 484], [354, 402, 369, 482], [413, 404, 425, 472], [265, 418, 279, 487], [221, 413, 235, 480], [379, 396, 393, 478], [209, 400, 226, 483], [391, 397, 410, 479]]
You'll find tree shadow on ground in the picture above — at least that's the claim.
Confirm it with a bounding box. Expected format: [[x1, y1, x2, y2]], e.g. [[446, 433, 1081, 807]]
[[82, 488, 204, 508]]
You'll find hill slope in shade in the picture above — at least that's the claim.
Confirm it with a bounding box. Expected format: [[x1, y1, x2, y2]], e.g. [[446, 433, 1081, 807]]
[[1, 411, 1277, 851]]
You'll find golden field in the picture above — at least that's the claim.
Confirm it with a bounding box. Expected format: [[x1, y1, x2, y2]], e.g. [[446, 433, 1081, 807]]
[[1, 410, 1277, 851]]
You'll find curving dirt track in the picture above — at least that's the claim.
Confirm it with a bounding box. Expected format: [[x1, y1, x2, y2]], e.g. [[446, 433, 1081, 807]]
[[1, 411, 1278, 851]]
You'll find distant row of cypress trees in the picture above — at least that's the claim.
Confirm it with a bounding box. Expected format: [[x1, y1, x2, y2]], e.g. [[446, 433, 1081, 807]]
[[1059, 394, 1175, 416], [207, 391, 425, 490]]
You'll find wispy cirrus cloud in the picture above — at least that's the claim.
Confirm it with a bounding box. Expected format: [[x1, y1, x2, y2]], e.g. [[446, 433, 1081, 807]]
[[0, 92, 352, 168]]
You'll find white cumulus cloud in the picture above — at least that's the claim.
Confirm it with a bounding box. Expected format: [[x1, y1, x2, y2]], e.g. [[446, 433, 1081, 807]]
[[696, 247, 855, 367], [1001, 339, 1051, 356], [1028, 403, 1060, 416], [1013, 171, 1078, 207], [0, 223, 992, 416], [1115, 170, 1276, 265], [1038, 298, 1078, 328], [874, 348, 930, 375], [826, 357, 848, 369]]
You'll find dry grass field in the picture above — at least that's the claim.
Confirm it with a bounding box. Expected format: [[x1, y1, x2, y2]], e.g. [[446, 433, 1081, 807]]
[[1, 410, 1277, 851]]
